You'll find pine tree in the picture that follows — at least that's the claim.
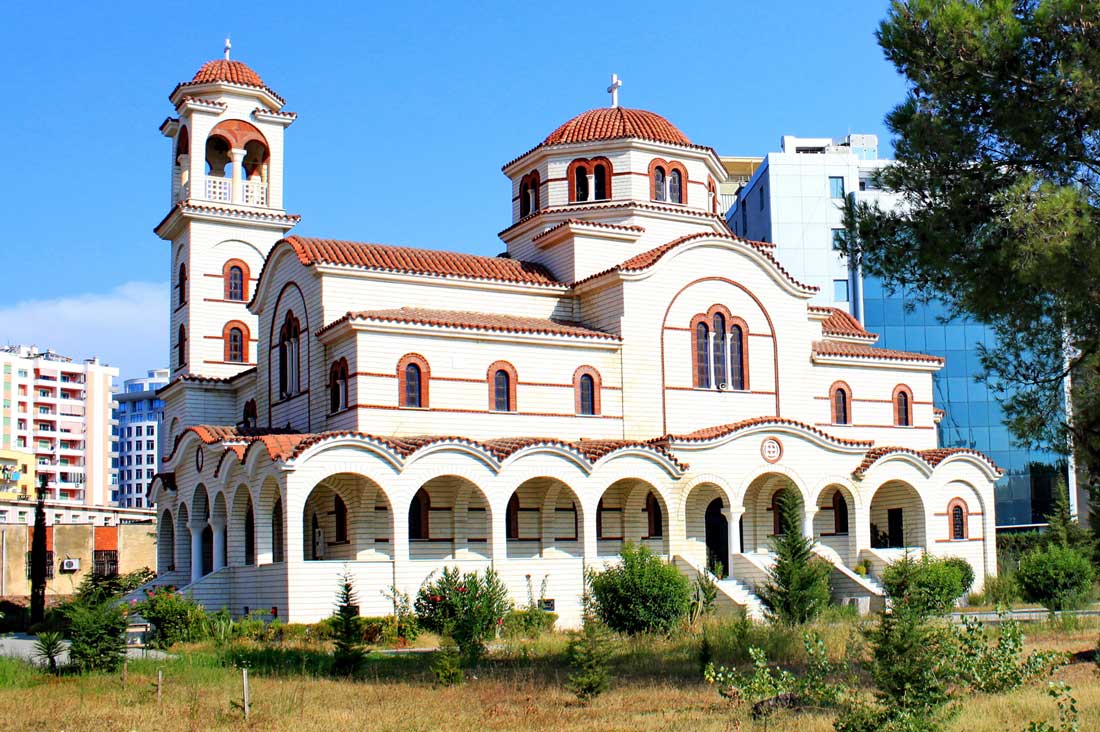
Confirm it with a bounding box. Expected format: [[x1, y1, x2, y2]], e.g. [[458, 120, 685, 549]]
[[1044, 477, 1094, 557], [29, 474, 48, 624], [757, 489, 832, 626], [331, 571, 364, 676], [566, 613, 612, 703]]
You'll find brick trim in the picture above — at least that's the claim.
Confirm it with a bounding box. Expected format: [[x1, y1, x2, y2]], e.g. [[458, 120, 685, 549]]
[[487, 360, 518, 412], [573, 365, 602, 416], [567, 156, 613, 203], [519, 170, 541, 216], [328, 357, 350, 414], [648, 158, 689, 204], [222, 258, 252, 301], [397, 353, 430, 408], [892, 384, 914, 427], [947, 497, 969, 540], [222, 320, 251, 363], [829, 381, 852, 425]]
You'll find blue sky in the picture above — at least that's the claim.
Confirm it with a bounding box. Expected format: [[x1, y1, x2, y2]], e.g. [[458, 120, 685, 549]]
[[0, 1, 903, 379]]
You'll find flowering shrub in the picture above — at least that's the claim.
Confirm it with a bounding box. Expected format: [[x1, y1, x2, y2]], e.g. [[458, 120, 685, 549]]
[[414, 566, 511, 664]]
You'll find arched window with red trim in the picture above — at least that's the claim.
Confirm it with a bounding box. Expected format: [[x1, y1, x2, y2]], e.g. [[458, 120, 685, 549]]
[[893, 385, 913, 426], [693, 320, 710, 387], [397, 354, 429, 408], [574, 366, 602, 416], [328, 358, 349, 413], [691, 307, 749, 390], [519, 170, 540, 216], [594, 161, 609, 200], [948, 497, 969, 540], [223, 321, 250, 363], [487, 361, 517, 412], [830, 382, 851, 425], [653, 166, 667, 202], [669, 169, 683, 203], [223, 259, 251, 301], [569, 157, 613, 203]]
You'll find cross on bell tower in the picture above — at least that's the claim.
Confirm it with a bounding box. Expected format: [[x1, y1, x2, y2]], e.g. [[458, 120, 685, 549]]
[[607, 73, 622, 108]]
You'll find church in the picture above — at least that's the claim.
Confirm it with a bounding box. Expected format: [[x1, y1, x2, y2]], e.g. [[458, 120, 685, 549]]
[[150, 49, 1000, 626]]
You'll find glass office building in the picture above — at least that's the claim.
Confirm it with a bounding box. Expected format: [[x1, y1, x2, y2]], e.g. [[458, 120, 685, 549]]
[[861, 276, 1065, 528]]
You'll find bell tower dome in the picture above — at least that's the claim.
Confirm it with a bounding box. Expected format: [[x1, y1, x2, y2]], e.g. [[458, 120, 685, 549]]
[[156, 41, 300, 381]]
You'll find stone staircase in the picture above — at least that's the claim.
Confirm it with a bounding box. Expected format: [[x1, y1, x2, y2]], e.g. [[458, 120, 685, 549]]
[[812, 546, 885, 614], [674, 556, 766, 621]]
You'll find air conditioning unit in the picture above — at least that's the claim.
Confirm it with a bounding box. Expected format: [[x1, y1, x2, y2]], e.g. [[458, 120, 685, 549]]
[[60, 558, 80, 572]]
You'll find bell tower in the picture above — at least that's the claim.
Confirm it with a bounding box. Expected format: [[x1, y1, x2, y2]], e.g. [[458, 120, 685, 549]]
[[156, 40, 300, 381]]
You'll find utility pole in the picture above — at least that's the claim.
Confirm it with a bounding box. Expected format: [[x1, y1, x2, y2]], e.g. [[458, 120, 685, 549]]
[[29, 473, 48, 624]]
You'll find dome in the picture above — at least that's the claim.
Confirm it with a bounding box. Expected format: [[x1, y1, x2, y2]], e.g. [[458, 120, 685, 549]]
[[543, 107, 691, 147], [190, 59, 266, 88]]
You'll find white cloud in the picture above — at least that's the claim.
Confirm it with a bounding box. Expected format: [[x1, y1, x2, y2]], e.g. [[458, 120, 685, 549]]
[[0, 281, 169, 382]]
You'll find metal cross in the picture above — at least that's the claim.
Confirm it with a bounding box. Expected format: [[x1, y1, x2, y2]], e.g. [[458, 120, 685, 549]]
[[607, 73, 622, 108]]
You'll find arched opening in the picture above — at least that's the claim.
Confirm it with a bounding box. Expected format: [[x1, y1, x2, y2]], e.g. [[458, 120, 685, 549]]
[[205, 134, 232, 177], [177, 263, 187, 307], [176, 325, 187, 369], [770, 488, 789, 537], [505, 477, 583, 560], [741, 472, 801, 554], [271, 498, 284, 563], [653, 166, 667, 202], [869, 480, 926, 550], [328, 359, 349, 413], [410, 475, 492, 561], [398, 354, 429, 408], [278, 312, 301, 398], [302, 473, 393, 562], [174, 504, 191, 579], [577, 373, 597, 415], [593, 162, 608, 200], [212, 492, 228, 571], [813, 484, 857, 564], [831, 381, 851, 425], [192, 485, 212, 578], [491, 366, 515, 412], [669, 168, 683, 203], [228, 486, 255, 567], [574, 164, 589, 202], [596, 479, 669, 558], [241, 399, 258, 430], [894, 385, 914, 427], [256, 478, 283, 565], [158, 509, 176, 573], [684, 482, 731, 577]]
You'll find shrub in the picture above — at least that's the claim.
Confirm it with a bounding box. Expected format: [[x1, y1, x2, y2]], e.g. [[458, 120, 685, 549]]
[[1016, 545, 1094, 611], [566, 617, 611, 703], [881, 553, 965, 617], [756, 490, 832, 626], [981, 573, 1020, 607], [66, 601, 127, 673], [431, 639, 464, 686], [381, 586, 420, 644], [942, 557, 975, 595], [331, 572, 365, 676], [954, 615, 1066, 693], [33, 631, 64, 674], [73, 567, 155, 606], [137, 589, 208, 648], [588, 543, 691, 635], [996, 530, 1044, 572], [415, 566, 511, 664], [503, 608, 558, 637]]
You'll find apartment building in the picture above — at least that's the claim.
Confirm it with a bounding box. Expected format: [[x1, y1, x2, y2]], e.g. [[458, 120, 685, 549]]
[[113, 369, 169, 509]]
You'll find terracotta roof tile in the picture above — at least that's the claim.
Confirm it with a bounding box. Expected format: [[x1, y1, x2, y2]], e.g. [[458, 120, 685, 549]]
[[853, 446, 1001, 477], [812, 341, 944, 364], [153, 202, 301, 237], [172, 59, 285, 105], [544, 108, 691, 147], [531, 219, 645, 243], [317, 307, 618, 340], [661, 416, 873, 447], [815, 307, 878, 340], [499, 201, 728, 238], [283, 236, 563, 287]]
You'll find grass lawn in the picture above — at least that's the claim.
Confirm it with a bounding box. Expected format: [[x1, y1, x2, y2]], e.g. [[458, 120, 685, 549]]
[[1, 617, 1098, 732]]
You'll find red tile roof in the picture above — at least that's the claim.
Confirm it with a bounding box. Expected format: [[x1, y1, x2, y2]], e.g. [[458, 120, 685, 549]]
[[283, 236, 564, 287], [813, 307, 878, 340], [543, 108, 692, 147], [812, 341, 944, 364], [531, 219, 645, 243], [853, 446, 1001, 477], [317, 307, 618, 340], [500, 201, 729, 238], [661, 416, 873, 447], [574, 232, 818, 292], [172, 59, 285, 105]]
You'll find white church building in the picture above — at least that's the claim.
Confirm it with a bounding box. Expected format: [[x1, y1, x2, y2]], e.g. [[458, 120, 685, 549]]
[[149, 52, 999, 626]]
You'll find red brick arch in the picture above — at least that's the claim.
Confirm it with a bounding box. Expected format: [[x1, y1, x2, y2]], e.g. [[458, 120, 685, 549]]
[[487, 360, 518, 412], [947, 497, 969, 540], [222, 320, 251, 363], [567, 156, 614, 202], [397, 353, 430, 408], [573, 365, 602, 415], [829, 381, 852, 424], [208, 119, 269, 151], [649, 157, 689, 203], [892, 384, 914, 426], [223, 259, 251, 301]]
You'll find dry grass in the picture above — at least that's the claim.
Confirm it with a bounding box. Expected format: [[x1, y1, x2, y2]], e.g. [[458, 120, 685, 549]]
[[0, 620, 1097, 732]]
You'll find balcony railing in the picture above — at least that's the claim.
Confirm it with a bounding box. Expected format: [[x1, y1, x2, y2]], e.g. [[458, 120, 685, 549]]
[[205, 177, 231, 202], [200, 175, 268, 206]]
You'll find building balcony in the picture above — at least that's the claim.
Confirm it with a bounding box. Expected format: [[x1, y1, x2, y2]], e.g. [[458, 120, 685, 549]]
[[196, 175, 268, 206]]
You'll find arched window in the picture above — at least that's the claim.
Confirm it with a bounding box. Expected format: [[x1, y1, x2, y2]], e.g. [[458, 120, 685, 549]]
[[830, 382, 851, 425], [519, 171, 540, 216], [948, 498, 969, 540], [227, 327, 244, 363], [506, 493, 519, 540], [177, 263, 187, 307], [594, 163, 608, 200], [329, 359, 349, 413], [832, 491, 849, 535], [771, 489, 788, 536], [579, 374, 596, 415], [596, 498, 604, 538], [494, 370, 511, 412], [271, 498, 284, 563], [242, 399, 258, 429], [334, 495, 348, 543], [669, 169, 683, 203], [398, 354, 429, 408], [278, 312, 301, 398], [894, 386, 913, 427], [574, 165, 589, 202], [712, 313, 727, 387], [176, 325, 187, 369], [488, 361, 517, 412], [729, 323, 745, 390], [409, 488, 429, 540], [694, 321, 710, 387], [244, 499, 255, 565], [226, 265, 245, 301], [653, 166, 667, 202], [646, 492, 663, 538]]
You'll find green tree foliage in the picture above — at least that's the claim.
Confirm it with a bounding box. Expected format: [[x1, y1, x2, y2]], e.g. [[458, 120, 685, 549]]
[[839, 0, 1100, 522], [33, 631, 64, 674], [65, 601, 127, 673], [1045, 478, 1096, 557], [414, 566, 511, 664], [74, 567, 156, 607], [756, 490, 832, 626], [565, 615, 612, 703], [1016, 544, 1095, 611], [881, 553, 966, 618], [136, 589, 209, 648], [587, 543, 691, 634], [331, 572, 365, 676]]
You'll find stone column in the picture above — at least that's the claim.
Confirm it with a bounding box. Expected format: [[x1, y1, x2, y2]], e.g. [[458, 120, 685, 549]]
[[189, 522, 204, 584], [582, 505, 599, 571], [211, 519, 226, 572], [230, 148, 247, 204]]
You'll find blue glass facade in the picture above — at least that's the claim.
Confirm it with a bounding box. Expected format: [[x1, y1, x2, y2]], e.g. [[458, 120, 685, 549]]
[[862, 276, 1064, 528]]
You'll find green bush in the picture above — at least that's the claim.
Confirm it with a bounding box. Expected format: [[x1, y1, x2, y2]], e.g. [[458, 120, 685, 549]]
[[996, 530, 1044, 572], [566, 617, 611, 703], [1016, 545, 1095, 611], [137, 589, 208, 648], [881, 554, 965, 617], [502, 608, 558, 638], [588, 543, 691, 635], [33, 631, 64, 674], [66, 601, 126, 673], [73, 567, 156, 606], [981, 573, 1020, 607], [942, 557, 975, 595], [415, 566, 512, 664]]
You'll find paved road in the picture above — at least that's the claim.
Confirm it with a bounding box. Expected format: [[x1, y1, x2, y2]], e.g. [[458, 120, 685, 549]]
[[0, 633, 171, 666]]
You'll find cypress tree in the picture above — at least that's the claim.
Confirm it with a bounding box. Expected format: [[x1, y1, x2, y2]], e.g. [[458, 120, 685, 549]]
[[757, 489, 832, 626], [29, 474, 48, 624]]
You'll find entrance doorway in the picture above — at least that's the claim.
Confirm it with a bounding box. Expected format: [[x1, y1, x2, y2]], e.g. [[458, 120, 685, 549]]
[[887, 508, 904, 548], [704, 498, 729, 578]]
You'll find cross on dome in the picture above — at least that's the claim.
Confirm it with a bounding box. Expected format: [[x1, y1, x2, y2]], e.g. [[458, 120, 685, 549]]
[[607, 73, 622, 108], [224, 36, 231, 60]]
